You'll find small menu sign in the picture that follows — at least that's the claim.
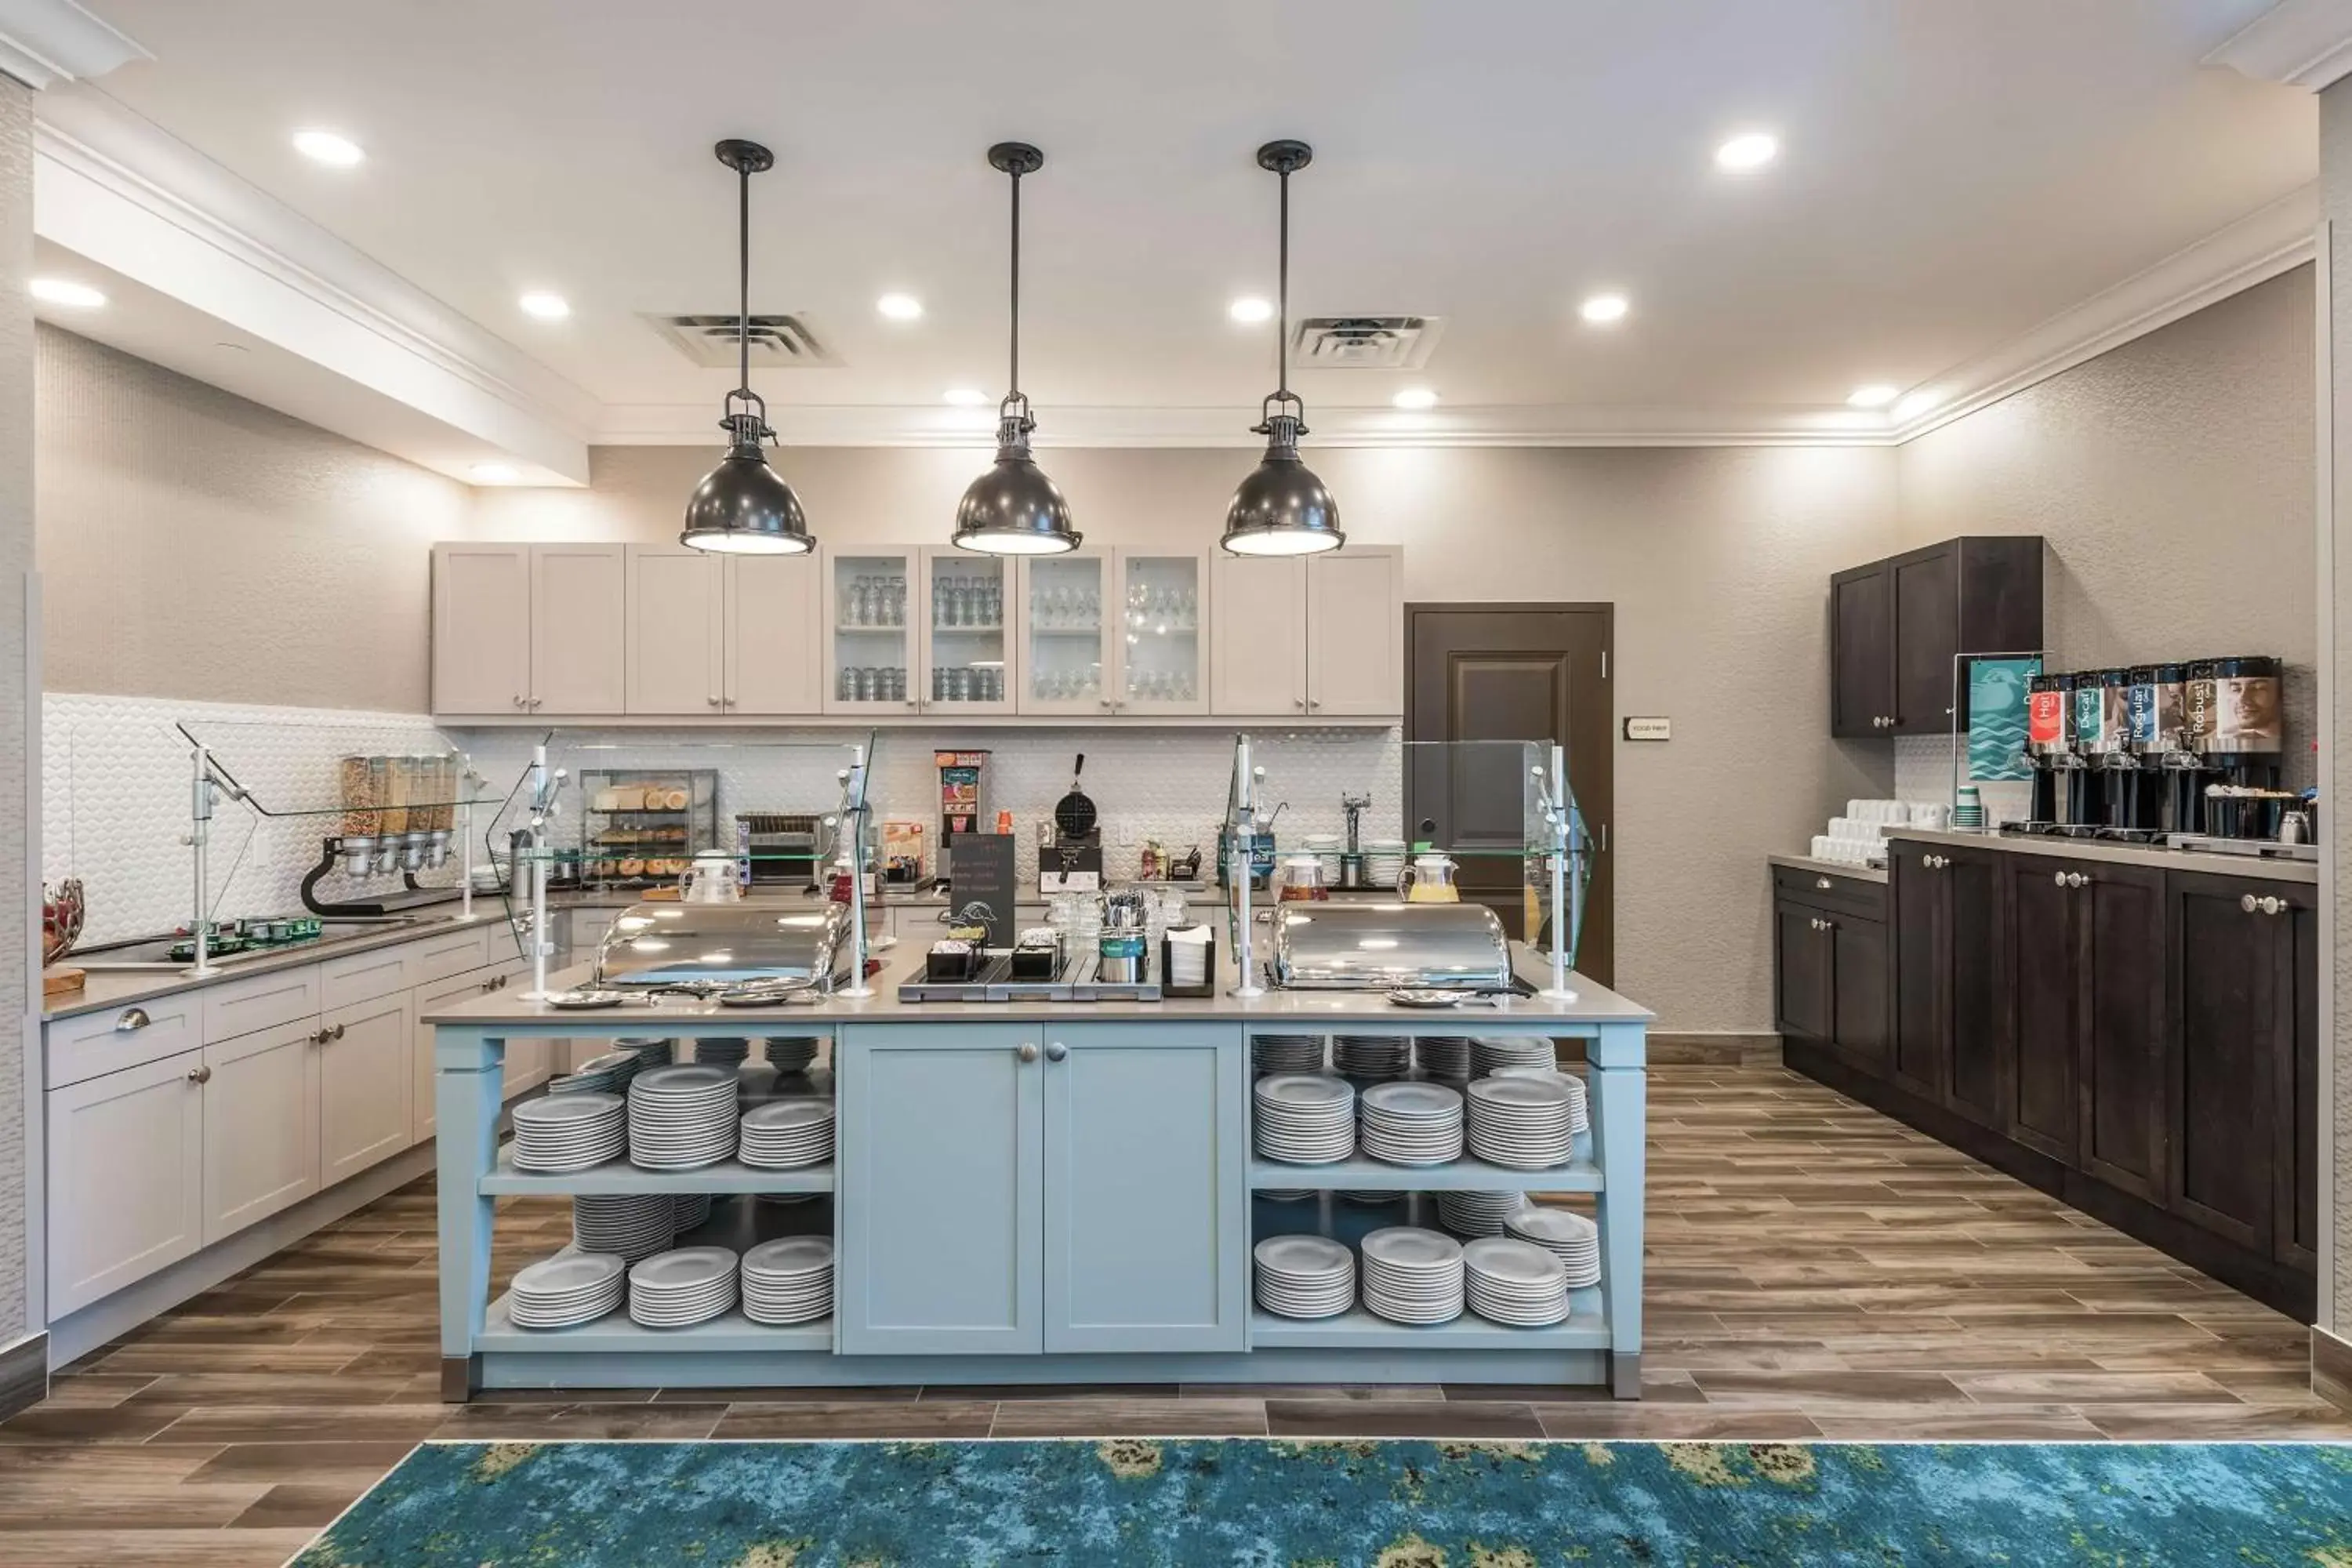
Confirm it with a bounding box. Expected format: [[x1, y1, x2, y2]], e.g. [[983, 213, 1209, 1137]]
[[946, 833, 1015, 946]]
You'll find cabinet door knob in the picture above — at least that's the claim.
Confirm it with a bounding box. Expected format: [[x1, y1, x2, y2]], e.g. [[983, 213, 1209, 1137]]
[[1294, 697, 1307, 710], [186, 1064, 212, 1085], [707, 695, 722, 706], [513, 695, 527, 709], [2067, 873, 2088, 889], [114, 1007, 151, 1033], [2053, 870, 2067, 887], [2242, 893, 2258, 913], [1045, 1040, 1069, 1062], [2259, 895, 2285, 916], [1815, 877, 1832, 891], [1017, 1042, 1040, 1063]]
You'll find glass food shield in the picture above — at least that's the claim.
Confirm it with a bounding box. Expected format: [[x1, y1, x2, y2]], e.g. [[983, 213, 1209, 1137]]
[[1400, 738, 1592, 993]]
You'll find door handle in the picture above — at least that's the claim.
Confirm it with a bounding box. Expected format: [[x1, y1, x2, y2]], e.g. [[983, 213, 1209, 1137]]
[[186, 1064, 212, 1085], [1018, 1042, 1040, 1063], [1045, 1040, 1069, 1062], [114, 1007, 151, 1033], [2244, 895, 2286, 916]]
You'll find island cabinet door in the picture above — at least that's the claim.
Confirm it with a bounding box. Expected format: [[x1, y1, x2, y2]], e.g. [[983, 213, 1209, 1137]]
[[837, 1024, 1044, 1356], [1041, 1025, 1247, 1353]]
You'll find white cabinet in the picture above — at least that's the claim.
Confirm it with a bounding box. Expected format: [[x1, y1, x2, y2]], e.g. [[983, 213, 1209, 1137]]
[[1209, 555, 1308, 715], [1115, 550, 1209, 715], [48, 1053, 205, 1317], [1015, 550, 1110, 716], [725, 554, 825, 715], [529, 543, 626, 715], [920, 546, 1016, 715], [430, 543, 532, 718], [824, 547, 920, 716], [201, 1018, 320, 1245], [1306, 546, 1403, 716], [1017, 549, 1206, 717], [320, 991, 415, 1185], [625, 546, 724, 717]]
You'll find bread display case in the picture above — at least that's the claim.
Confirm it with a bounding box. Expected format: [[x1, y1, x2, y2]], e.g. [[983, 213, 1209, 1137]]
[[575, 768, 720, 891]]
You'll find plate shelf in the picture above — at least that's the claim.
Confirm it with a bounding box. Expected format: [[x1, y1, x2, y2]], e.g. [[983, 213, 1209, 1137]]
[[1246, 1142, 1599, 1194], [481, 1146, 835, 1196], [480, 1293, 833, 1353], [1249, 1286, 1606, 1350]]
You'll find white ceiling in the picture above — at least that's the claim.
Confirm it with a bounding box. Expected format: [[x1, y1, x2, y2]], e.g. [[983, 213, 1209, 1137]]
[[31, 0, 2325, 449]]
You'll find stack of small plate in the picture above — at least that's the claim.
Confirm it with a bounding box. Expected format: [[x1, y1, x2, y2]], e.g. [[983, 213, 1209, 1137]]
[[1334, 1034, 1410, 1081], [1464, 1236, 1570, 1326], [626, 1247, 739, 1328], [548, 1050, 642, 1097], [572, 1194, 675, 1262], [509, 1253, 625, 1329], [1253, 1074, 1358, 1164], [691, 1037, 750, 1070], [510, 1094, 625, 1172], [1466, 1076, 1576, 1169], [739, 1100, 835, 1169], [1358, 1082, 1465, 1166], [741, 1237, 833, 1325], [764, 1036, 822, 1075], [1341, 1189, 1404, 1206], [618, 1037, 676, 1069], [1252, 1235, 1356, 1319], [1472, 1036, 1557, 1076], [1489, 1065, 1590, 1134], [627, 1066, 740, 1170], [672, 1192, 713, 1233], [1414, 1036, 1473, 1080], [1252, 1034, 1326, 1075], [1364, 840, 1407, 885], [1360, 1227, 1465, 1324], [1504, 1207, 1602, 1287], [1436, 1189, 1527, 1239]]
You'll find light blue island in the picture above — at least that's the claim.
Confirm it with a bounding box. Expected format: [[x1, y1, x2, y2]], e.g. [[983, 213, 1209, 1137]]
[[430, 946, 1650, 1400]]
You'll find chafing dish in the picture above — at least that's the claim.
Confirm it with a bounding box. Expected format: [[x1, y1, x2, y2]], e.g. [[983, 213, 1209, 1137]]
[[592, 898, 852, 995], [1269, 901, 1512, 991]]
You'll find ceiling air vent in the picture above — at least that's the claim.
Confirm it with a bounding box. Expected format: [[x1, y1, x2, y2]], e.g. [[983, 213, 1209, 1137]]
[[643, 312, 842, 368], [1289, 315, 1444, 370]]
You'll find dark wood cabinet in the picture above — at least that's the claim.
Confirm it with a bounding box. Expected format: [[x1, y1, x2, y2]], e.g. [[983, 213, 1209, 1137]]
[[2005, 858, 2076, 1161], [1770, 866, 1886, 1069], [1886, 837, 2004, 1124], [1774, 903, 1832, 1040], [1886, 837, 1945, 1097], [1831, 914, 1889, 1074], [1828, 536, 2043, 739], [2282, 898, 2319, 1272], [2077, 864, 2167, 1203]]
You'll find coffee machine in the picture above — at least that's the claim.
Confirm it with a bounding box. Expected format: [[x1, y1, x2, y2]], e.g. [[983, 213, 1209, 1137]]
[[2026, 672, 2092, 830], [2125, 662, 2203, 835], [2187, 656, 2285, 839]]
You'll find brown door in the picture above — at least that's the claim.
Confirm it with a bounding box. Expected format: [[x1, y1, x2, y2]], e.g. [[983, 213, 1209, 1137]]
[[1403, 605, 1613, 985]]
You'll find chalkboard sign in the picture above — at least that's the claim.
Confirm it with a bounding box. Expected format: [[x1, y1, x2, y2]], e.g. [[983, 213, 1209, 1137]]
[[945, 833, 1016, 947]]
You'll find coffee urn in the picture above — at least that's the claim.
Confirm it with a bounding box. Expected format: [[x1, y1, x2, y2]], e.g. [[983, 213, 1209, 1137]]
[[2188, 655, 2285, 837], [2073, 668, 2144, 832], [2026, 672, 2089, 829], [2125, 662, 2202, 834]]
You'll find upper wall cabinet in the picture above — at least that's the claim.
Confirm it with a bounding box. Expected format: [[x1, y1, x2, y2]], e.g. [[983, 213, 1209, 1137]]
[[1210, 547, 1403, 718], [434, 543, 625, 719], [1830, 535, 2042, 739], [623, 546, 823, 717], [1016, 549, 1210, 717]]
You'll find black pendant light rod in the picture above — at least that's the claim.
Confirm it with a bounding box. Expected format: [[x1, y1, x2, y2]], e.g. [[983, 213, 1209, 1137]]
[[713, 139, 776, 446], [989, 142, 1044, 429], [1256, 140, 1312, 432]]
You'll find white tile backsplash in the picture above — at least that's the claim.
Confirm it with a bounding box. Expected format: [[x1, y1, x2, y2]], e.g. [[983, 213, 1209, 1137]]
[[1892, 733, 2034, 826]]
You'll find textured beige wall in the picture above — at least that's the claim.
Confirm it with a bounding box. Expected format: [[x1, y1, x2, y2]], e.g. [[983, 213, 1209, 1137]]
[[1896, 269, 2318, 786], [0, 77, 32, 1343], [34, 326, 473, 712], [478, 441, 1903, 1033]]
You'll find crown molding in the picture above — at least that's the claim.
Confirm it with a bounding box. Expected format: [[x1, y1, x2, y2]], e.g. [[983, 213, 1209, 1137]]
[[2205, 0, 2352, 90], [0, 0, 144, 89], [1888, 183, 2317, 444]]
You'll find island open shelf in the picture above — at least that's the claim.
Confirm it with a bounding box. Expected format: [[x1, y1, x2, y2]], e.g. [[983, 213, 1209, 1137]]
[[1247, 1145, 1601, 1194], [480, 1295, 833, 1354], [1249, 1286, 1608, 1351], [481, 1147, 836, 1196]]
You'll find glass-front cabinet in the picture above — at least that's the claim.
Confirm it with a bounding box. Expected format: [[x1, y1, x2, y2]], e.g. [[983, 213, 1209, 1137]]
[[1116, 550, 1207, 715], [824, 548, 919, 716], [921, 546, 1016, 716], [1016, 550, 1110, 716]]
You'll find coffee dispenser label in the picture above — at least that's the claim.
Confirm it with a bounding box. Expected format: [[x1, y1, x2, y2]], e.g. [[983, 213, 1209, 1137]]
[[2072, 686, 2105, 745], [2126, 685, 2157, 745], [2027, 691, 2065, 746]]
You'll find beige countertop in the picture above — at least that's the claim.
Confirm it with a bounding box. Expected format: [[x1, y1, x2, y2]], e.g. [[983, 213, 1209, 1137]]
[[421, 943, 1653, 1029], [1882, 826, 2318, 884], [1767, 854, 1888, 886]]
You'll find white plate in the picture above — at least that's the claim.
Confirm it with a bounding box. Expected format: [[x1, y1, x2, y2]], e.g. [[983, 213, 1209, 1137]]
[[513, 1094, 625, 1127], [630, 1065, 736, 1095], [1359, 1083, 1465, 1120], [1253, 1235, 1352, 1277], [743, 1237, 834, 1276], [1361, 1228, 1463, 1272]]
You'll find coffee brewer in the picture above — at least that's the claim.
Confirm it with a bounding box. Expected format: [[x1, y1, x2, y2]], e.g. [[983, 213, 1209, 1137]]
[[2073, 667, 2154, 833], [2125, 662, 2202, 834], [2026, 672, 2091, 829], [2187, 656, 2285, 837]]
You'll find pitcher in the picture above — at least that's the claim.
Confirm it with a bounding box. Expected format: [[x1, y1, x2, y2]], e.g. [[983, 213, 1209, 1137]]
[[1396, 851, 1461, 903], [678, 849, 745, 904]]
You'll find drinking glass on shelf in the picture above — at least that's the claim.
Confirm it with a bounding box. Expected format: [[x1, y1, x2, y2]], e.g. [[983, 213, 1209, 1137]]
[[985, 579, 1003, 625]]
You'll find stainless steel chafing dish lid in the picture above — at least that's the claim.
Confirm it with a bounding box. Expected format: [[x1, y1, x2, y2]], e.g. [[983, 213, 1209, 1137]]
[[592, 899, 851, 989], [1269, 902, 1512, 991]]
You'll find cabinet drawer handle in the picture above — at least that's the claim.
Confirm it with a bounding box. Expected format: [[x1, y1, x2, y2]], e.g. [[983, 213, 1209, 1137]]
[[1018, 1042, 1040, 1063], [186, 1064, 212, 1085], [1045, 1040, 1069, 1062], [114, 1007, 151, 1033]]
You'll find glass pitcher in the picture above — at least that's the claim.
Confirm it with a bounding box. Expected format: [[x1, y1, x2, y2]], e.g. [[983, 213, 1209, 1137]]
[[1275, 851, 1330, 903], [1396, 851, 1462, 903]]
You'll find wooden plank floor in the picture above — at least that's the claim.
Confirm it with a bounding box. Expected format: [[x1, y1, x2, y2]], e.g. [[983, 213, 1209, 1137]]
[[2, 1064, 2342, 1566]]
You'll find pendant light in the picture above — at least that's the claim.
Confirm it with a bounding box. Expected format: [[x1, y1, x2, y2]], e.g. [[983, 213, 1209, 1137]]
[[1222, 139, 1343, 557], [953, 142, 1080, 555], [681, 139, 814, 556]]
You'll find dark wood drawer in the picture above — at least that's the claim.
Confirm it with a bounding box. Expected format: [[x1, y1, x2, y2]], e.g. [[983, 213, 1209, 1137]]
[[1772, 865, 1886, 921]]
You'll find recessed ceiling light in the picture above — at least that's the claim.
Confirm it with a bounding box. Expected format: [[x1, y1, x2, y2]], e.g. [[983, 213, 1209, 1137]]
[[1579, 292, 1630, 325], [1229, 296, 1274, 325], [517, 291, 570, 321], [29, 278, 105, 308], [1893, 388, 1944, 422], [292, 129, 365, 167], [1847, 383, 1900, 409], [876, 293, 924, 321], [942, 387, 990, 407], [1392, 387, 1439, 411], [1714, 132, 1780, 172], [470, 463, 519, 484]]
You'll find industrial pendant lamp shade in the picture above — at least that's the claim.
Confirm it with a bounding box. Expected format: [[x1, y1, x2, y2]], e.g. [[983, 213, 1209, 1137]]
[[682, 139, 814, 556], [954, 142, 1080, 556], [1223, 140, 1342, 557]]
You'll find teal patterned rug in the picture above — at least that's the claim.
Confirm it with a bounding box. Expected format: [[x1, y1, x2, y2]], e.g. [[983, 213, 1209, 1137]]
[[292, 1438, 2352, 1566]]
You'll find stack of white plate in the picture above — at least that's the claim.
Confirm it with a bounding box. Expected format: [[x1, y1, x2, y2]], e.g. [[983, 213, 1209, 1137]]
[[1414, 1036, 1473, 1080], [739, 1100, 834, 1169], [545, 1073, 604, 1097], [1472, 1036, 1557, 1076], [559, 1050, 643, 1096], [1252, 1034, 1326, 1075], [1464, 1236, 1570, 1326], [691, 1037, 750, 1070], [1342, 1189, 1404, 1206], [510, 1094, 626, 1173], [764, 1036, 822, 1075], [509, 1253, 625, 1329], [572, 1194, 675, 1261], [1364, 840, 1407, 885], [618, 1036, 675, 1069], [672, 1192, 713, 1233], [1466, 1076, 1576, 1169], [1252, 1235, 1356, 1319], [1301, 833, 1343, 880], [1334, 1034, 1410, 1080], [627, 1065, 740, 1170], [1504, 1206, 1602, 1287], [1253, 1074, 1357, 1164], [741, 1237, 833, 1325], [626, 1247, 739, 1328], [1436, 1189, 1527, 1239], [1358, 1082, 1465, 1166], [1360, 1227, 1465, 1324], [1489, 1065, 1591, 1133]]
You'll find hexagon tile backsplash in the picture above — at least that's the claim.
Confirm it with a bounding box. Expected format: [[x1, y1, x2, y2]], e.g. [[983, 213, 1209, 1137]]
[[43, 692, 1402, 947]]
